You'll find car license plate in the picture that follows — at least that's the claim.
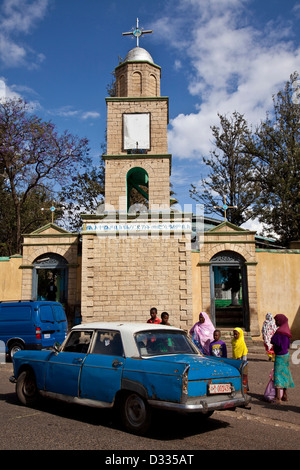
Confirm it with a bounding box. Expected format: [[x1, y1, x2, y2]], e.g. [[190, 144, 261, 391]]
[[44, 333, 51, 339], [209, 383, 231, 394]]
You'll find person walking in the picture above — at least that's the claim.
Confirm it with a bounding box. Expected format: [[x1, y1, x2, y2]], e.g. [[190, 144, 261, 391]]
[[271, 314, 295, 404], [232, 327, 248, 361], [262, 313, 277, 361], [189, 312, 215, 355]]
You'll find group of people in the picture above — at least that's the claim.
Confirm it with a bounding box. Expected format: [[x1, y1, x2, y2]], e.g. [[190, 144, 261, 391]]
[[189, 312, 247, 360], [147, 307, 170, 326], [147, 309, 247, 360], [190, 311, 295, 404], [147, 308, 295, 405]]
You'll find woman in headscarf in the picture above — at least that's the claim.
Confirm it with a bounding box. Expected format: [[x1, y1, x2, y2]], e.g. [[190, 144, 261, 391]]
[[262, 313, 277, 361], [189, 312, 215, 355], [271, 314, 294, 403], [231, 327, 248, 361]]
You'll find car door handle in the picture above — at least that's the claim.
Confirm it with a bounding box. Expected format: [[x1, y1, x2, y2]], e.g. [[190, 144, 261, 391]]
[[112, 359, 123, 368], [73, 357, 83, 364]]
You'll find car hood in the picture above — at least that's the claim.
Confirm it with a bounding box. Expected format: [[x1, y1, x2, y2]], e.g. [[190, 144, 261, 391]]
[[145, 354, 241, 380]]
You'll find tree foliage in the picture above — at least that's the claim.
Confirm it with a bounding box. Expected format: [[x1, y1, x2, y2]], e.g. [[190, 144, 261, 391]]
[[190, 73, 300, 246], [245, 72, 300, 245], [190, 111, 259, 226], [58, 160, 105, 232], [0, 98, 90, 254]]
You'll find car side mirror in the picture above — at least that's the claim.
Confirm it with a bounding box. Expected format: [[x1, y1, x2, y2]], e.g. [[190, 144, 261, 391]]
[[53, 342, 61, 353]]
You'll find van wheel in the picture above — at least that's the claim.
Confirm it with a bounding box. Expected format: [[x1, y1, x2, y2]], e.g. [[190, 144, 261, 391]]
[[8, 342, 24, 361], [16, 370, 38, 406]]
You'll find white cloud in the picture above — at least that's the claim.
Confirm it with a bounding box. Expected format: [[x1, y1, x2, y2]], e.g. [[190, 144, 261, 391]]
[[49, 106, 100, 121], [52, 106, 80, 118], [156, 0, 300, 160], [81, 111, 101, 120], [0, 0, 49, 68], [0, 80, 6, 99], [174, 59, 182, 71], [0, 77, 22, 99]]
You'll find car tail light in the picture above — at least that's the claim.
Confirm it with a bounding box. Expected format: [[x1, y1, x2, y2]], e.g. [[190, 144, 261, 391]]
[[36, 327, 42, 340], [182, 365, 190, 396]]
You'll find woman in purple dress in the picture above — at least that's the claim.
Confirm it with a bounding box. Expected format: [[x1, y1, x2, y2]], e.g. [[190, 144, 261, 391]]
[[271, 314, 295, 404]]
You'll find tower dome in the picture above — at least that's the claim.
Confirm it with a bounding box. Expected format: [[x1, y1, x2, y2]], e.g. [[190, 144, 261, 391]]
[[124, 47, 154, 64]]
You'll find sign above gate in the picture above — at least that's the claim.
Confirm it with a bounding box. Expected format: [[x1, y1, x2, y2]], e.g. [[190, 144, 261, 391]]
[[83, 221, 192, 235]]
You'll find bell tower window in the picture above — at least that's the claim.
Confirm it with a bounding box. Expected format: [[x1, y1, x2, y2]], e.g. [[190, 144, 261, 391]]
[[126, 167, 149, 211]]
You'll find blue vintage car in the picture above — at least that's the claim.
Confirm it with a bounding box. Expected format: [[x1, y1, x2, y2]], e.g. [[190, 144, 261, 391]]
[[10, 322, 250, 434]]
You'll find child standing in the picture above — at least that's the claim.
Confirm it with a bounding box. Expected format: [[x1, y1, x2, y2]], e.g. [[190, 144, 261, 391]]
[[209, 330, 227, 358], [147, 307, 161, 324], [161, 312, 171, 325], [231, 327, 248, 360]]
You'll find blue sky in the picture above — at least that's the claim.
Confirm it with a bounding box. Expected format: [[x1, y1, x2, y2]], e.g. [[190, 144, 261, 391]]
[[0, 0, 299, 230]]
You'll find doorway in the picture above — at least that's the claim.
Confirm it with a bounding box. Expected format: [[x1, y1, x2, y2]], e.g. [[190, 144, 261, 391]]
[[210, 251, 249, 329], [32, 253, 68, 305]]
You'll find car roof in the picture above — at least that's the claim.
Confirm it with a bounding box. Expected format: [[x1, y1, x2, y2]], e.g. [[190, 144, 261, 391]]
[[71, 322, 184, 358], [72, 322, 182, 334]]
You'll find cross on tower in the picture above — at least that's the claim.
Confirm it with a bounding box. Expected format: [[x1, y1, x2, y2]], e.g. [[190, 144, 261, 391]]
[[213, 195, 237, 222], [41, 205, 56, 224], [122, 18, 153, 47]]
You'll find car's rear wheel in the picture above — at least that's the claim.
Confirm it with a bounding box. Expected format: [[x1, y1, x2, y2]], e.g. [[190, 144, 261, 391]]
[[16, 370, 39, 406], [121, 392, 152, 435]]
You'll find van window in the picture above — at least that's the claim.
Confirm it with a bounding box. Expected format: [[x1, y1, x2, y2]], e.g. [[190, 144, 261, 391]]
[[53, 305, 66, 322], [40, 305, 55, 323], [0, 305, 31, 321]]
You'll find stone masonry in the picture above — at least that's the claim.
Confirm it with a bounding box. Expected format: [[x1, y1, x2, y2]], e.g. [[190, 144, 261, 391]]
[[80, 229, 192, 330]]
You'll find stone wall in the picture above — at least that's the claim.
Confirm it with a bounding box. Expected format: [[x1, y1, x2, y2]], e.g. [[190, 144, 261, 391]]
[[81, 229, 193, 330], [115, 62, 161, 97], [0, 255, 22, 300], [256, 250, 300, 338], [105, 97, 169, 155]]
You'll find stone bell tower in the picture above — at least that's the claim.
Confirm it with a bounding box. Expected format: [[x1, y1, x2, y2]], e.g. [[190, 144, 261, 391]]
[[104, 43, 171, 211], [80, 20, 192, 329]]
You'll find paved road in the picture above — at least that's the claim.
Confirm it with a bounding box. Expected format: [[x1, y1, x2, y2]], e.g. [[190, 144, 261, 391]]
[[0, 348, 299, 453]]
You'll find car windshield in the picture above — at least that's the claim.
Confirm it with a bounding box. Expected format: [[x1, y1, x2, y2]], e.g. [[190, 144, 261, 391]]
[[135, 330, 199, 357]]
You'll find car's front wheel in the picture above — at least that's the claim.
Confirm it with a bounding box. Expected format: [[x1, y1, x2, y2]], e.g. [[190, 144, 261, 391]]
[[121, 392, 152, 435], [16, 370, 39, 406]]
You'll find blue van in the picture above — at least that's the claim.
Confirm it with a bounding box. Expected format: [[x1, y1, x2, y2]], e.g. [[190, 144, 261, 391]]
[[0, 301, 68, 360]]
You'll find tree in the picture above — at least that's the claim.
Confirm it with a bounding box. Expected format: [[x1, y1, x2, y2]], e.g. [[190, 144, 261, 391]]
[[58, 159, 105, 232], [0, 98, 90, 253], [190, 112, 259, 226], [246, 72, 300, 245], [0, 185, 56, 256]]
